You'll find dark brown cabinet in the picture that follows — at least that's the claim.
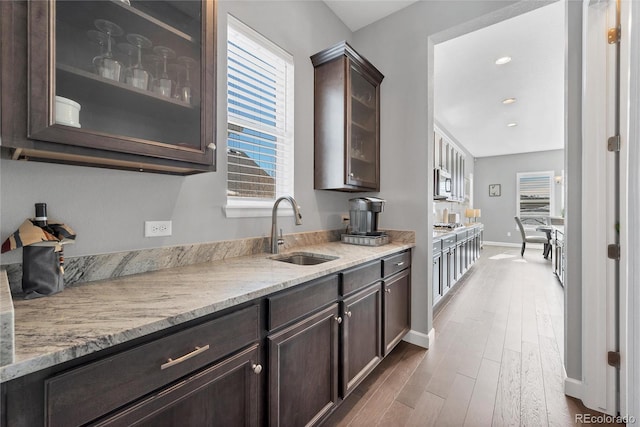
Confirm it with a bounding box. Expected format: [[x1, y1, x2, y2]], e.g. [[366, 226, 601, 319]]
[[341, 283, 382, 397], [383, 268, 411, 355], [311, 41, 384, 191], [267, 304, 340, 427], [0, 0, 216, 174]]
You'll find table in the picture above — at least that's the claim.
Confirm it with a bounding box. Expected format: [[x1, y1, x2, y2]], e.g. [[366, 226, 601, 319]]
[[536, 225, 554, 259]]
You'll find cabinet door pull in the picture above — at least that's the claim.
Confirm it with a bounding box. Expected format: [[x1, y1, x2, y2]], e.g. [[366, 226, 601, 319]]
[[334, 316, 343, 324], [385, 288, 391, 294], [161, 345, 210, 370], [395, 261, 405, 267], [252, 363, 263, 374], [345, 311, 352, 318]]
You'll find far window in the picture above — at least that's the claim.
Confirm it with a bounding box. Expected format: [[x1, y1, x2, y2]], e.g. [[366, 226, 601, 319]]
[[516, 171, 554, 227], [226, 16, 294, 208]]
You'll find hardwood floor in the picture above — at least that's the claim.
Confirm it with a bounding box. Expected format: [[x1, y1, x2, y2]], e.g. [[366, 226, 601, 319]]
[[324, 245, 622, 427]]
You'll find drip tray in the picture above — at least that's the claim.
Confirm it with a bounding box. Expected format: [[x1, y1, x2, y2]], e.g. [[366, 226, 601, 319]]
[[341, 233, 389, 246]]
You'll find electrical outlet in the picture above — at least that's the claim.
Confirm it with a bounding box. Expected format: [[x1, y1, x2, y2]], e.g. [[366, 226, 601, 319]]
[[145, 221, 172, 237], [341, 214, 350, 224]]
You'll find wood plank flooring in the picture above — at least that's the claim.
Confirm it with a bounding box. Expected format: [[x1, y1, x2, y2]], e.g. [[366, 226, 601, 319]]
[[323, 245, 622, 427]]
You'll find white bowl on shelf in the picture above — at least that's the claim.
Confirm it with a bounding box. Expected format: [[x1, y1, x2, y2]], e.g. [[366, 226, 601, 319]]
[[55, 96, 81, 128]]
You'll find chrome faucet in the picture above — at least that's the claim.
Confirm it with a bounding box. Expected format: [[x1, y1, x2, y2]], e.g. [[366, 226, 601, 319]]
[[271, 196, 303, 254]]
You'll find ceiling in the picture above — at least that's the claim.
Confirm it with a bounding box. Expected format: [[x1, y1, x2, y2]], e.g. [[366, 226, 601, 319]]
[[324, 1, 566, 159], [434, 2, 565, 158], [323, 0, 418, 32]]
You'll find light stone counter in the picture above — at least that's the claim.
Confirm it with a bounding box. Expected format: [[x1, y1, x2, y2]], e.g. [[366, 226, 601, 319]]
[[0, 271, 14, 367], [0, 239, 414, 383]]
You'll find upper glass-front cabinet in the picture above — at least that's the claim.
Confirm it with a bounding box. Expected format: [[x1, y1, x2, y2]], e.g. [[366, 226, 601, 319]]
[[348, 64, 378, 188], [311, 41, 383, 192], [23, 0, 215, 172]]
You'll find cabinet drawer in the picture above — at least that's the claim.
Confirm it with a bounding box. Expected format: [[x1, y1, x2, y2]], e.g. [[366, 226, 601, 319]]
[[382, 250, 411, 278], [268, 275, 339, 331], [342, 260, 382, 296], [433, 239, 442, 253], [45, 305, 260, 427], [442, 236, 456, 249]]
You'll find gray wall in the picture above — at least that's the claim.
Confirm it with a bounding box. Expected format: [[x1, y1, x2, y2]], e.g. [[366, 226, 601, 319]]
[[474, 149, 564, 244], [352, 0, 521, 339], [354, 0, 583, 383], [0, 1, 355, 265]]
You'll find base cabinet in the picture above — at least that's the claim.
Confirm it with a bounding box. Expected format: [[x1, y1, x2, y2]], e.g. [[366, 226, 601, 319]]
[[268, 304, 340, 427], [383, 269, 411, 355], [342, 283, 383, 397]]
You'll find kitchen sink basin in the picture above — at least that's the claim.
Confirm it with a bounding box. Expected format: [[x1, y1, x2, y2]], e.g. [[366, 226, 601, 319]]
[[270, 252, 338, 265]]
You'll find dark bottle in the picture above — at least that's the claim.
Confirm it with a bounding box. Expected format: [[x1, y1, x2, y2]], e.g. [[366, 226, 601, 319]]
[[35, 203, 48, 228]]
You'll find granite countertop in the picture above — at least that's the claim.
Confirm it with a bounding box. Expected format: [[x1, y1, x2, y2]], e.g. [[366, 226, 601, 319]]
[[0, 240, 414, 383]]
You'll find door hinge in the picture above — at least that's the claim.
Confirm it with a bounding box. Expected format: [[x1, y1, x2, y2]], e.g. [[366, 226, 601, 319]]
[[607, 135, 621, 152], [607, 244, 620, 260], [608, 27, 620, 44], [608, 351, 620, 368]]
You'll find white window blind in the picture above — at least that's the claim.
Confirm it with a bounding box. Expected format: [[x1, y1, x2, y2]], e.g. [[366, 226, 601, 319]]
[[226, 16, 294, 209], [516, 171, 554, 227]]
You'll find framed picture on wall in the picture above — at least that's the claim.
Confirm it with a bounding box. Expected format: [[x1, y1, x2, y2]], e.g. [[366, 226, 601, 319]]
[[489, 184, 501, 197]]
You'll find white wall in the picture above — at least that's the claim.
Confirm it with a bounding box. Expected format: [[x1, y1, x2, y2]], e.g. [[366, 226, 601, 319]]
[[0, 1, 355, 265], [474, 149, 564, 245]]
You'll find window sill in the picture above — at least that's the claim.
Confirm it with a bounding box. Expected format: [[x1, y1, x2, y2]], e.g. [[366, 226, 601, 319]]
[[223, 201, 294, 218]]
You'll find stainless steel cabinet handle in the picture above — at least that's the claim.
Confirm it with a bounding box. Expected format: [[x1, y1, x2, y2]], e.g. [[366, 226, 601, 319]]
[[349, 172, 354, 177], [345, 311, 352, 318], [335, 316, 343, 324], [385, 288, 391, 294], [395, 261, 405, 266], [161, 345, 210, 370], [252, 363, 263, 375]]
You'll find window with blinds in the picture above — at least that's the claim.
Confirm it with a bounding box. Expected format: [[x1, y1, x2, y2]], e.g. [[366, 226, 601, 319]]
[[226, 16, 294, 204], [516, 171, 555, 227]]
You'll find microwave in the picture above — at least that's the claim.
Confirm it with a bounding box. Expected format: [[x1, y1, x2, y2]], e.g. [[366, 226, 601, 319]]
[[434, 169, 451, 199]]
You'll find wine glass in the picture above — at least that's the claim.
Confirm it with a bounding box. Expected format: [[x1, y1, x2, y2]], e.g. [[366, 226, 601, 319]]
[[125, 34, 152, 90], [87, 30, 108, 73], [94, 19, 123, 81], [167, 63, 185, 100], [152, 46, 175, 98], [143, 54, 162, 93], [177, 56, 197, 104], [117, 42, 136, 85]]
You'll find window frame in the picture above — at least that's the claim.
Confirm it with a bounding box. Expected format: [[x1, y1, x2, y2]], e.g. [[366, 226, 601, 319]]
[[224, 15, 295, 218], [516, 170, 555, 229]]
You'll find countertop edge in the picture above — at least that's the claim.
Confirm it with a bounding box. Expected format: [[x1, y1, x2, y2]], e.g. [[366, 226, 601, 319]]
[[0, 241, 414, 383]]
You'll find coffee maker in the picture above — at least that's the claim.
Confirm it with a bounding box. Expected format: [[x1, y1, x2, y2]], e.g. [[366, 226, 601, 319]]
[[348, 197, 386, 235]]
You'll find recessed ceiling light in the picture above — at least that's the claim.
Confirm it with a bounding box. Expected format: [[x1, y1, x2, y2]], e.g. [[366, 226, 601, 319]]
[[502, 97, 517, 104], [507, 122, 518, 127], [495, 56, 512, 65]]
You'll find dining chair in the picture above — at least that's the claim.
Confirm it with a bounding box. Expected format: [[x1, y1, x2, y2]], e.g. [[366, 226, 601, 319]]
[[514, 216, 549, 257]]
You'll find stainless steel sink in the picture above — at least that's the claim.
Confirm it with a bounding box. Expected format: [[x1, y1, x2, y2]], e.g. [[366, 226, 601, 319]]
[[270, 252, 338, 265]]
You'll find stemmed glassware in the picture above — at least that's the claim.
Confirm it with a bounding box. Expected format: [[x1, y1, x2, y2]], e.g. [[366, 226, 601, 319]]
[[93, 19, 123, 82], [125, 34, 152, 90], [117, 42, 136, 86], [152, 46, 175, 98], [177, 56, 196, 104], [143, 54, 162, 94]]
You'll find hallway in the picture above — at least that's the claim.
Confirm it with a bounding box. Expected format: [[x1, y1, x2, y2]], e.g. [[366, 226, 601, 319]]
[[325, 246, 620, 426]]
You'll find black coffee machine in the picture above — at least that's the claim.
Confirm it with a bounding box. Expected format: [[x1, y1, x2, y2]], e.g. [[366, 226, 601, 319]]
[[348, 197, 386, 235]]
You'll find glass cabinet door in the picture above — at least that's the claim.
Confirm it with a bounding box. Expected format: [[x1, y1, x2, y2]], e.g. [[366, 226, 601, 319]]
[[347, 64, 378, 188], [28, 0, 215, 167]]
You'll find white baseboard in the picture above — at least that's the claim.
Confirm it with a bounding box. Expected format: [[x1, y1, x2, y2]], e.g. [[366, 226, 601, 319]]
[[564, 377, 584, 400], [483, 241, 545, 249], [402, 328, 432, 349]]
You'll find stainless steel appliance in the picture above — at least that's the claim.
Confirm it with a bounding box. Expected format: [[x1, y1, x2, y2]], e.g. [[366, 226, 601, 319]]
[[348, 197, 385, 235], [434, 169, 451, 199]]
